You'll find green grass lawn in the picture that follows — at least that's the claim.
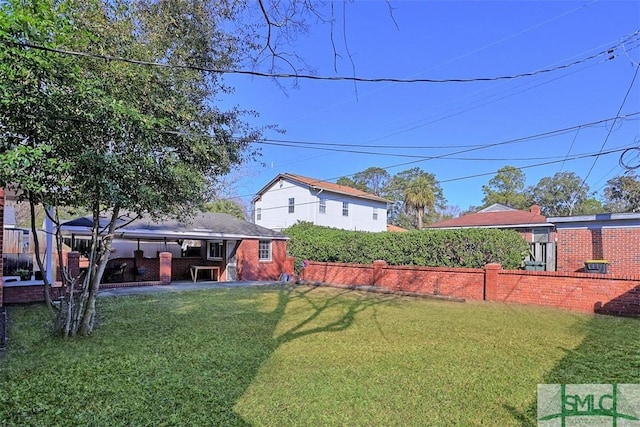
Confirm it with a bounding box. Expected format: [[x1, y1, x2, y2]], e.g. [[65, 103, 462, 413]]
[[1, 285, 639, 426]]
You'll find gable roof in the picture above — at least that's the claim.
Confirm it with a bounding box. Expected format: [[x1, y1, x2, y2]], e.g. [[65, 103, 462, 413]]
[[60, 212, 287, 240], [252, 173, 390, 204], [428, 204, 550, 229]]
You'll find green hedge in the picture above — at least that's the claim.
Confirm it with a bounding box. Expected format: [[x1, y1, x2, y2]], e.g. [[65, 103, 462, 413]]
[[284, 222, 529, 272]]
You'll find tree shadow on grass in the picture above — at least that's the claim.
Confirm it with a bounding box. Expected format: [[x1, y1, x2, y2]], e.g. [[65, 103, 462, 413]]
[[504, 314, 640, 426], [0, 284, 394, 426], [162, 284, 394, 425], [273, 285, 388, 345]]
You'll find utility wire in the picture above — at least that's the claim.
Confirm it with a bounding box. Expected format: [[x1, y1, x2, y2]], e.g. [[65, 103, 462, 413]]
[[257, 139, 633, 162], [229, 111, 639, 199], [252, 146, 630, 212], [259, 114, 639, 151], [3, 34, 633, 84], [229, 112, 640, 201], [580, 63, 640, 187]]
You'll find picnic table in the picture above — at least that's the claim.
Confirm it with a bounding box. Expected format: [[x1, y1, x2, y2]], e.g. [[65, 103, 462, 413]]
[[190, 265, 220, 283]]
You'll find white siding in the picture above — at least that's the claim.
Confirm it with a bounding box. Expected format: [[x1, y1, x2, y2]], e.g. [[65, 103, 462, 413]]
[[254, 177, 388, 232], [254, 178, 316, 231]]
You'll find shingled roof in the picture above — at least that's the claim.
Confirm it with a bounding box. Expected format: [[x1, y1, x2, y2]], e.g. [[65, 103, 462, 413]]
[[427, 204, 550, 229], [253, 173, 390, 204], [61, 212, 286, 240]]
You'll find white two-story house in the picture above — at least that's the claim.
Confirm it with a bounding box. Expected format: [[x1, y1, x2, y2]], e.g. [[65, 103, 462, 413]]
[[252, 173, 390, 232]]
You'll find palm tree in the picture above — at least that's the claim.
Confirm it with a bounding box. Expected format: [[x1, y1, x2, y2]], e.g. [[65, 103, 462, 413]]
[[403, 176, 435, 230]]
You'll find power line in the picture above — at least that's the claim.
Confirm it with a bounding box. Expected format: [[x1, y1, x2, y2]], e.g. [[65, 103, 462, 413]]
[[229, 112, 640, 201], [250, 146, 631, 213], [580, 63, 640, 187], [439, 147, 628, 183], [257, 139, 633, 162], [258, 114, 639, 151], [4, 34, 634, 84]]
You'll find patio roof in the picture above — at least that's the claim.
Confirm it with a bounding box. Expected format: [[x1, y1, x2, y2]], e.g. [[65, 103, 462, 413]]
[[60, 212, 287, 241]]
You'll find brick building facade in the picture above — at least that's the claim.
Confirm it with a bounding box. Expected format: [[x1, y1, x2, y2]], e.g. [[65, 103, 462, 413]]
[[549, 213, 640, 275]]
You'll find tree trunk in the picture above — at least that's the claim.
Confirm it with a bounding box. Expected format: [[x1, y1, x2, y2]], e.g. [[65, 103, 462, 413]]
[[77, 275, 100, 335], [75, 206, 119, 336]]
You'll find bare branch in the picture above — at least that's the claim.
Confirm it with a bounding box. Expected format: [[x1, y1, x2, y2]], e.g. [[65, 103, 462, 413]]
[[342, 0, 358, 99], [385, 0, 400, 31], [330, 1, 340, 73]]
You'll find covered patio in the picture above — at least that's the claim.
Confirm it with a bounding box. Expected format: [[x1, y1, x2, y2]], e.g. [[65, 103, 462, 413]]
[[60, 212, 292, 285], [3, 210, 293, 304]]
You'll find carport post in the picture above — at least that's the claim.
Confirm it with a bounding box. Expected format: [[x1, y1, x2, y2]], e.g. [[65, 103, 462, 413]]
[[159, 252, 172, 284]]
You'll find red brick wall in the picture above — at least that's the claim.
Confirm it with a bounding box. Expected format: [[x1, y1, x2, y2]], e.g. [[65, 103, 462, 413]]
[[3, 284, 64, 304], [493, 269, 640, 315], [171, 257, 220, 281], [302, 261, 640, 316], [237, 239, 292, 281], [555, 227, 640, 275], [378, 264, 485, 300], [302, 262, 374, 287]]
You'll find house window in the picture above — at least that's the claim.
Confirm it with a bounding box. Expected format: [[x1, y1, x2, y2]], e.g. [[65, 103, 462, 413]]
[[319, 198, 326, 214], [288, 198, 295, 213], [373, 207, 378, 220], [256, 208, 262, 221], [342, 202, 349, 217], [207, 241, 223, 259], [259, 240, 272, 261]]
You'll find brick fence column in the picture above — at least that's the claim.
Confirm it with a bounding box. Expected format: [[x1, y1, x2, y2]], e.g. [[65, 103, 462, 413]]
[[484, 263, 502, 301], [285, 257, 295, 277], [373, 260, 387, 287], [159, 252, 172, 284], [67, 251, 81, 282]]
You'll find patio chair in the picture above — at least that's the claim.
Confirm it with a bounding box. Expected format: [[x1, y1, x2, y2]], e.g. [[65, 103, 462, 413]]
[[106, 262, 127, 282]]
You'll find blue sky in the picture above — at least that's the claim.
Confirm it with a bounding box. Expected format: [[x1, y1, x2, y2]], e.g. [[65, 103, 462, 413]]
[[221, 0, 640, 212]]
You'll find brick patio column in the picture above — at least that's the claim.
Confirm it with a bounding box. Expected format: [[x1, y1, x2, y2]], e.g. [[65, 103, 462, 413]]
[[159, 252, 172, 284], [373, 260, 387, 287], [484, 263, 501, 301], [67, 251, 81, 282]]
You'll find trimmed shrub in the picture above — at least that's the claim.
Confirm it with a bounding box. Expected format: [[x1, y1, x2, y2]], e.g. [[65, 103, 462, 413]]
[[284, 222, 529, 270]]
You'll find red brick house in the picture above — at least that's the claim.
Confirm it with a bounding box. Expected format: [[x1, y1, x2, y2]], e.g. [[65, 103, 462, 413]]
[[59, 212, 292, 283], [1, 210, 293, 305], [428, 204, 555, 270]]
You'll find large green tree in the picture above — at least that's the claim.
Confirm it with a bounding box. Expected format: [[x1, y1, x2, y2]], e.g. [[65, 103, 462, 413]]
[[338, 167, 390, 196], [527, 171, 598, 216], [603, 173, 640, 213], [481, 166, 530, 210], [0, 0, 262, 336], [403, 175, 436, 230], [385, 167, 446, 228], [203, 199, 247, 220]]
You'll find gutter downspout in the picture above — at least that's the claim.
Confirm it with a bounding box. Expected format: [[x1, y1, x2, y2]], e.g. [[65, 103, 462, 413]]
[[313, 187, 323, 224]]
